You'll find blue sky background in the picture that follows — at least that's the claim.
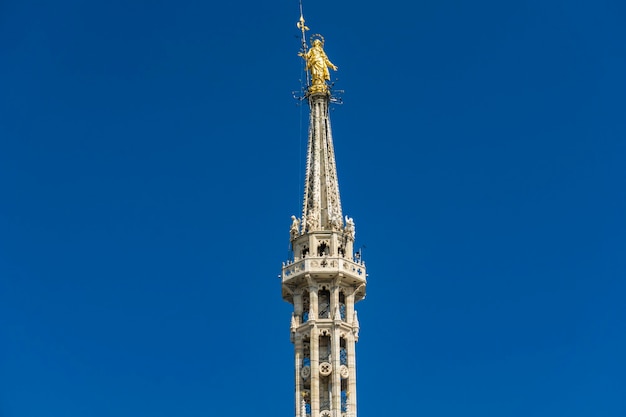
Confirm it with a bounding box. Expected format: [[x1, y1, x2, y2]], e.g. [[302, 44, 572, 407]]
[[1, 0, 625, 416]]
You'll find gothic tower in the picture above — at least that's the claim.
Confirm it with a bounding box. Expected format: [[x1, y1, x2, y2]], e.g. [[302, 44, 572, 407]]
[[282, 12, 367, 417]]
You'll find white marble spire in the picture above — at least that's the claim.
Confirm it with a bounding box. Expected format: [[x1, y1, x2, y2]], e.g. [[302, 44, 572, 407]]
[[282, 11, 367, 417], [300, 91, 343, 233]]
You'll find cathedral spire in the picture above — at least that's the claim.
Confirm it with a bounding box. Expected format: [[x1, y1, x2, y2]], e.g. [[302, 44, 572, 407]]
[[282, 9, 367, 417]]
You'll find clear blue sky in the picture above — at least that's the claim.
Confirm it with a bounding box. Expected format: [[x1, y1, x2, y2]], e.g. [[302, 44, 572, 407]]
[[1, 0, 625, 416]]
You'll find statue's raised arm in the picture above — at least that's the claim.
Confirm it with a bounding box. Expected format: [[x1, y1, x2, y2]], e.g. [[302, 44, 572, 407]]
[[300, 37, 337, 93]]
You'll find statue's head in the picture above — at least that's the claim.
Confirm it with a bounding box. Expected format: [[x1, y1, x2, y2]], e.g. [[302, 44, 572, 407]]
[[312, 39, 322, 47]]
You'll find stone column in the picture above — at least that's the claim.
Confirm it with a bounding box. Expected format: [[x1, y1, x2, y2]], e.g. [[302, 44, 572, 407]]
[[309, 282, 318, 320], [346, 292, 355, 328], [295, 332, 303, 417], [347, 332, 357, 417], [294, 290, 303, 321], [331, 321, 342, 414], [310, 325, 320, 417], [331, 282, 339, 317]]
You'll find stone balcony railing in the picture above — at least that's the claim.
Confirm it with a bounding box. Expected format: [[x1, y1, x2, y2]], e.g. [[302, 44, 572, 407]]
[[282, 256, 366, 283]]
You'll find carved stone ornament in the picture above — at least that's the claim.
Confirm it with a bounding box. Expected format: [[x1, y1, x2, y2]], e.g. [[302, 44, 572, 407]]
[[319, 362, 332, 376], [339, 365, 349, 379], [290, 313, 297, 332], [301, 365, 311, 379]]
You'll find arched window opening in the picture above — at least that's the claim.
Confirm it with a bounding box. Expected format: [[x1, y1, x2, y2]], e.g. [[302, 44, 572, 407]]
[[318, 289, 330, 319], [339, 291, 346, 321], [317, 241, 329, 256], [302, 290, 310, 323], [303, 338, 311, 368], [320, 375, 331, 412], [340, 337, 347, 366], [301, 337, 312, 411], [341, 379, 348, 412], [319, 335, 331, 362]]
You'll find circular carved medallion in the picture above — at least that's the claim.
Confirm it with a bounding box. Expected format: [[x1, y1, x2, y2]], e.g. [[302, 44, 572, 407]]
[[301, 365, 311, 379], [319, 362, 332, 376]]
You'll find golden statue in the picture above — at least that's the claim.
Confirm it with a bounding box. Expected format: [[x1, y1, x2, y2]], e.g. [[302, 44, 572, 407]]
[[299, 37, 337, 94]]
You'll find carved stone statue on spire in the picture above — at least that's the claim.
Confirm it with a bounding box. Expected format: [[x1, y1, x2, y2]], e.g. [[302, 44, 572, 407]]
[[345, 216, 355, 241], [299, 37, 337, 94], [330, 214, 343, 231], [290, 215, 300, 239]]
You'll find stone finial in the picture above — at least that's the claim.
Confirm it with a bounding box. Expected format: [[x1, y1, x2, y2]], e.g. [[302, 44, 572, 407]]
[[333, 303, 341, 321], [301, 396, 307, 417], [290, 312, 297, 332]]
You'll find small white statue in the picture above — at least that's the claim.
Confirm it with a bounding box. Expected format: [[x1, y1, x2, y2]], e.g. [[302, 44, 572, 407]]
[[345, 215, 355, 240], [290, 215, 300, 239], [306, 210, 319, 231], [330, 214, 342, 231]]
